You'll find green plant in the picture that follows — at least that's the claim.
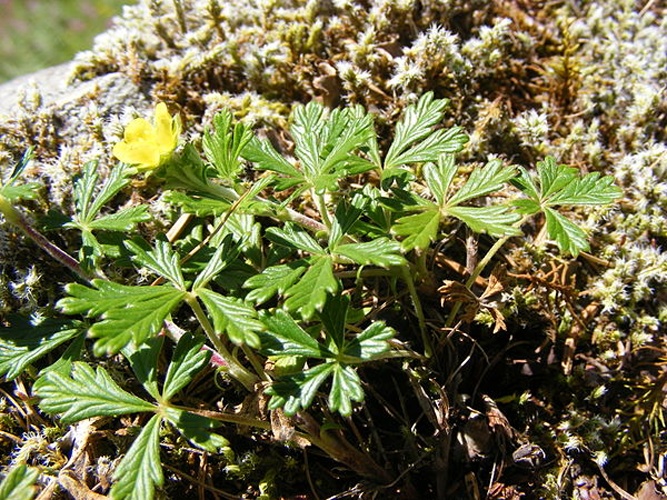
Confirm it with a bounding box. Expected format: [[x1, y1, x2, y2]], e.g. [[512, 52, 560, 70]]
[[0, 93, 621, 498]]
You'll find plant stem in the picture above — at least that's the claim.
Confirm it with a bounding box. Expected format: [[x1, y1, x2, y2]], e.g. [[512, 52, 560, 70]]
[[400, 266, 432, 358], [0, 195, 91, 282], [445, 214, 531, 328], [185, 294, 258, 391]]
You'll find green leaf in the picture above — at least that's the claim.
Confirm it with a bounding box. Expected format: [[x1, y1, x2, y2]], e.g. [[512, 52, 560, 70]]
[[164, 145, 239, 202], [391, 207, 441, 251], [123, 337, 164, 401], [73, 162, 133, 225], [328, 364, 364, 416], [191, 234, 241, 290], [196, 289, 263, 347], [385, 92, 468, 169], [1, 147, 39, 202], [58, 280, 186, 355], [447, 159, 517, 206], [265, 362, 335, 415], [34, 362, 156, 423], [259, 309, 332, 358], [537, 156, 578, 200], [162, 334, 210, 401], [547, 171, 623, 206], [283, 255, 337, 319], [6, 147, 34, 185], [203, 109, 253, 181], [385, 92, 449, 168], [124, 239, 185, 289], [243, 136, 303, 187], [243, 262, 307, 305], [0, 183, 41, 202], [266, 223, 325, 255], [335, 238, 406, 268], [387, 126, 468, 168], [86, 205, 150, 231], [110, 414, 163, 500], [544, 207, 590, 256], [0, 464, 39, 500], [163, 407, 230, 453], [317, 293, 349, 352], [512, 156, 622, 255], [0, 317, 82, 380], [162, 191, 231, 216], [329, 195, 367, 248], [447, 205, 522, 237], [422, 154, 457, 205], [344, 321, 395, 360]]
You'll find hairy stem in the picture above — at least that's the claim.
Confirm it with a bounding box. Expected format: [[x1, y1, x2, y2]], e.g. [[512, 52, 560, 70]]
[[0, 195, 91, 282]]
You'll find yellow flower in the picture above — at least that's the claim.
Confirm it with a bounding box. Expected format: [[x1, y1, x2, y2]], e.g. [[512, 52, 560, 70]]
[[113, 103, 181, 170]]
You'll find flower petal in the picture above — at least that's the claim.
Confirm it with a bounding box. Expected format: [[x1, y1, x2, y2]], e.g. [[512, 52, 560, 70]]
[[154, 103, 178, 155], [113, 140, 161, 169], [124, 118, 156, 142]]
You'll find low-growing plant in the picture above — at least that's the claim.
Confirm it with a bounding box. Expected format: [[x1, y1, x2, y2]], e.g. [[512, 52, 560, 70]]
[[0, 93, 621, 498]]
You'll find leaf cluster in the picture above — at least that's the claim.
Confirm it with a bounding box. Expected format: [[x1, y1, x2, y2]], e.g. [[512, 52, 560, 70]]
[[0, 93, 623, 499]]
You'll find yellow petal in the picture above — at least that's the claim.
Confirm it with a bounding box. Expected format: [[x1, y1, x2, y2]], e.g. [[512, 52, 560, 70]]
[[154, 103, 178, 154], [113, 140, 161, 169], [123, 118, 156, 143]]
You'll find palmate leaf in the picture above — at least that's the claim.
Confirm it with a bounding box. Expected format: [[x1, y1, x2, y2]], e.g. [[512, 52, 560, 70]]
[[265, 362, 335, 415], [110, 413, 163, 500], [423, 154, 457, 205], [447, 159, 517, 205], [385, 92, 468, 169], [124, 239, 185, 289], [123, 337, 163, 401], [72, 162, 133, 225], [0, 464, 39, 500], [344, 321, 395, 359], [261, 298, 395, 416], [547, 171, 622, 206], [391, 207, 441, 251], [512, 156, 622, 255], [203, 109, 253, 181], [0, 317, 82, 380], [34, 362, 156, 423], [243, 261, 307, 305], [191, 234, 241, 290], [197, 288, 263, 347], [283, 255, 337, 319], [242, 136, 303, 189], [58, 280, 186, 355]]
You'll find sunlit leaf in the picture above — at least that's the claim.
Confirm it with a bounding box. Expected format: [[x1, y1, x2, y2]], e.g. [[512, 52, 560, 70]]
[[35, 362, 155, 423], [0, 464, 39, 500], [197, 289, 263, 347], [0, 317, 82, 380], [162, 334, 210, 401], [110, 414, 163, 500]]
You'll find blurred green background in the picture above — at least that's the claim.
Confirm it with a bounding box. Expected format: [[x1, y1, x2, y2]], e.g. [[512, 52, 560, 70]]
[[0, 0, 129, 83]]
